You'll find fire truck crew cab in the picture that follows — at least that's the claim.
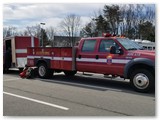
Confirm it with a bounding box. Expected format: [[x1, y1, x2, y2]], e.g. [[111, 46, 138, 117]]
[[27, 34, 155, 93]]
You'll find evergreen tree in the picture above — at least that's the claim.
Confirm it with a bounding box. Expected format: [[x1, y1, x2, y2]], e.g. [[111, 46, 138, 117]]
[[40, 28, 48, 46]]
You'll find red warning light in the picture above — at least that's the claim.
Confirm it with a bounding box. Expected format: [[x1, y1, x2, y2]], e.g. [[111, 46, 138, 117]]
[[120, 34, 125, 38], [102, 33, 112, 37]]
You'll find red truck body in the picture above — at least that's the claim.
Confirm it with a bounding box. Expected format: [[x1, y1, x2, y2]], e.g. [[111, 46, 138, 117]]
[[3, 36, 39, 70], [27, 36, 155, 92], [27, 47, 73, 71]]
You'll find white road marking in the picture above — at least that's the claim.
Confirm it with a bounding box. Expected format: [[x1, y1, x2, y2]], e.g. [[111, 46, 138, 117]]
[[4, 78, 22, 81], [3, 92, 69, 111]]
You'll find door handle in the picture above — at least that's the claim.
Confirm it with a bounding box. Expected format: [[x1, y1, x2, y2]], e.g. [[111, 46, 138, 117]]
[[78, 55, 81, 59], [95, 55, 99, 59]]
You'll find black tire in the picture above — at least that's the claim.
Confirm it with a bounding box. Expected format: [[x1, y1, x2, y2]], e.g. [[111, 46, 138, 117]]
[[130, 69, 154, 93], [38, 63, 53, 78], [3, 67, 9, 74], [19, 68, 23, 72], [64, 71, 77, 76]]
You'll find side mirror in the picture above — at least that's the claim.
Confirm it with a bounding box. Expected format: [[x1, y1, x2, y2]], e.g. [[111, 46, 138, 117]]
[[118, 47, 124, 55]]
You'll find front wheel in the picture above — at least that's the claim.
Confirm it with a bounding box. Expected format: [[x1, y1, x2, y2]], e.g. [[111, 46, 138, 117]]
[[130, 69, 154, 93], [38, 63, 53, 78]]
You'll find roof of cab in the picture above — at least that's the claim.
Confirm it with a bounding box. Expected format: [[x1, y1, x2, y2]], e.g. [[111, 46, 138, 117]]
[[81, 36, 124, 40]]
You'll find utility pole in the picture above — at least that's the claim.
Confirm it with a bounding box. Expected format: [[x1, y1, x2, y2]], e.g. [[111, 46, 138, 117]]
[[40, 23, 45, 47]]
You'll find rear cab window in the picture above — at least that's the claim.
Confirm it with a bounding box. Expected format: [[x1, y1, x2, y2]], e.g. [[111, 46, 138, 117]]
[[82, 39, 96, 52]]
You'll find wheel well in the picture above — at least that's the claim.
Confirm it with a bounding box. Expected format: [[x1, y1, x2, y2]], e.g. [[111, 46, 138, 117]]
[[127, 64, 154, 79], [36, 60, 47, 67]]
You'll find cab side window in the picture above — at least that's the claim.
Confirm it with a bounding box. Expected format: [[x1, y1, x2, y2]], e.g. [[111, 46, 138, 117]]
[[99, 39, 119, 52], [82, 40, 96, 52]]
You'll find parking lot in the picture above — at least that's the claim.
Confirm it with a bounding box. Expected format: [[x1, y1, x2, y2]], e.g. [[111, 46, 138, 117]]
[[3, 70, 155, 116]]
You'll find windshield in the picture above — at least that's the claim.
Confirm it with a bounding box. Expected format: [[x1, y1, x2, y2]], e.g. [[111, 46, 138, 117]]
[[117, 38, 144, 50]]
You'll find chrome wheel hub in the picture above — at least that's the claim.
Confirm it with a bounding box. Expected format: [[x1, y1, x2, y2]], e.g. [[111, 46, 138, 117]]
[[133, 73, 149, 89], [39, 66, 46, 76]]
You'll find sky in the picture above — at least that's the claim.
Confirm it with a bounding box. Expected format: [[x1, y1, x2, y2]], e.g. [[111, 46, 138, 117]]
[[3, 3, 106, 32], [3, 3, 156, 34]]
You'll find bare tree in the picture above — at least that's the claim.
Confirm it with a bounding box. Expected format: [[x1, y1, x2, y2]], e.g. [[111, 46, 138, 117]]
[[118, 4, 155, 39], [46, 26, 56, 46], [21, 30, 30, 36], [26, 24, 41, 37], [144, 5, 155, 24], [3, 26, 19, 38], [103, 5, 121, 34], [60, 14, 81, 46], [81, 22, 95, 37]]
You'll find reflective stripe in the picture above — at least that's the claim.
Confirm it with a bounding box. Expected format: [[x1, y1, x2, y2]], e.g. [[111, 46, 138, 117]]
[[63, 57, 72, 61], [76, 58, 130, 64], [53, 57, 61, 60], [53, 57, 72, 61], [27, 56, 131, 64], [76, 58, 106, 63], [112, 59, 131, 64], [16, 49, 27, 53], [27, 56, 52, 59], [27, 56, 72, 61]]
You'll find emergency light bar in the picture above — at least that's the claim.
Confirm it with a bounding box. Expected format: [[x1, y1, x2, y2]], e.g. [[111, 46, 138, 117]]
[[102, 33, 112, 37], [102, 33, 125, 38]]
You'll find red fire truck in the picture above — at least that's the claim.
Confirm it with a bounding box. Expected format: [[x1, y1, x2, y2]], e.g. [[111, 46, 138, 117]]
[[3, 36, 39, 71], [27, 34, 155, 92]]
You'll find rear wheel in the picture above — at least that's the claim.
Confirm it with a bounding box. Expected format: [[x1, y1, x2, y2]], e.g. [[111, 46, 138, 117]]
[[38, 63, 53, 78], [130, 69, 154, 92], [19, 68, 23, 72]]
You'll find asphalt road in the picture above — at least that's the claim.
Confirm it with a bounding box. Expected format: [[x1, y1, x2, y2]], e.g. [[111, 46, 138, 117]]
[[3, 70, 155, 116]]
